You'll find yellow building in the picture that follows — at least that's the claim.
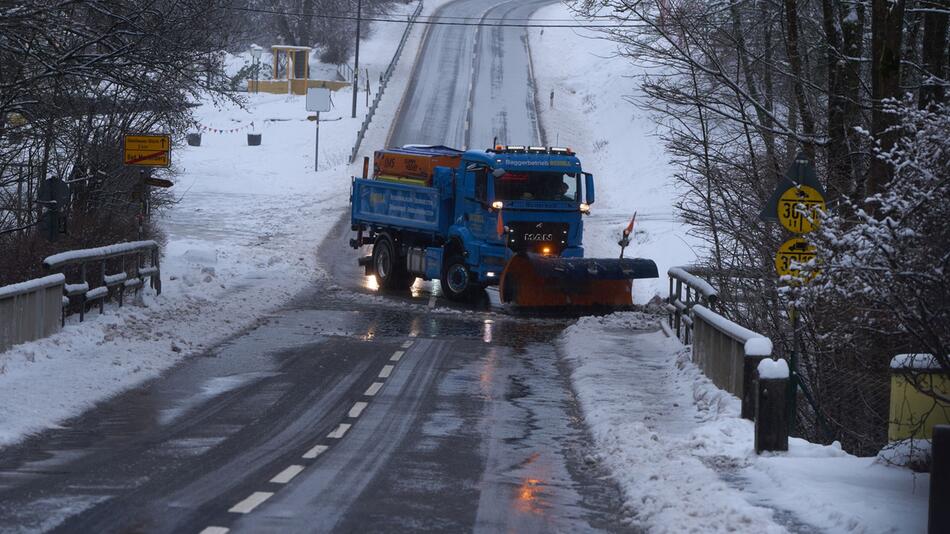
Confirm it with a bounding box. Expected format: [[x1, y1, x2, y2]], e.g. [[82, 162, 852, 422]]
[[889, 354, 950, 440], [247, 45, 350, 95]]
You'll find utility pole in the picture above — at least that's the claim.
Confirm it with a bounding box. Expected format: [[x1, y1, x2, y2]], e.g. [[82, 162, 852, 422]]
[[351, 0, 362, 119]]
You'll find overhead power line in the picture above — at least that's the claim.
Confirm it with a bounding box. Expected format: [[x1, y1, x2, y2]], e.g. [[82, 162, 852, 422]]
[[222, 5, 645, 29]]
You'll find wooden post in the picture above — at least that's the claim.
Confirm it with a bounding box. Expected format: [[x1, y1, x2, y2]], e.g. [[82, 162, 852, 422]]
[[118, 257, 125, 307], [153, 247, 162, 295], [742, 355, 767, 420], [674, 279, 683, 338], [99, 261, 105, 314], [931, 425, 949, 534], [668, 276, 674, 328], [684, 286, 692, 344], [755, 359, 790, 453], [79, 262, 86, 322]]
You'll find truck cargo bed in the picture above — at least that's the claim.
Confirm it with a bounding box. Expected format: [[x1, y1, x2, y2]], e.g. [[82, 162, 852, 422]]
[[351, 178, 448, 234]]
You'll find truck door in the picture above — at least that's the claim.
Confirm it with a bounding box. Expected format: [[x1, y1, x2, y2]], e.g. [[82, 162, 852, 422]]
[[463, 164, 496, 244]]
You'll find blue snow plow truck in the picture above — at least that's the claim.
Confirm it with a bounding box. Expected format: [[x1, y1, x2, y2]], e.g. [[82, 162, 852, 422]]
[[349, 144, 658, 308]]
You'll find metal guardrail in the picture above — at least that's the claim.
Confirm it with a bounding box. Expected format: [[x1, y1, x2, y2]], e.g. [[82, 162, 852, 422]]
[[43, 240, 161, 322], [336, 62, 354, 82], [665, 265, 719, 344], [0, 274, 66, 353], [349, 1, 424, 163]]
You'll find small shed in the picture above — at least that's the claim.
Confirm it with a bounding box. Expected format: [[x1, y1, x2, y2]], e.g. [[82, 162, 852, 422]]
[[248, 45, 350, 95]]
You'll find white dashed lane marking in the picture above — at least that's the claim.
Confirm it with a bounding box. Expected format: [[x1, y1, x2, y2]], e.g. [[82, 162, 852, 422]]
[[229, 492, 273, 514], [327, 423, 351, 439], [302, 444, 328, 459], [210, 339, 422, 525], [270, 465, 305, 484], [200, 527, 229, 534], [348, 401, 368, 418], [364, 382, 384, 397]]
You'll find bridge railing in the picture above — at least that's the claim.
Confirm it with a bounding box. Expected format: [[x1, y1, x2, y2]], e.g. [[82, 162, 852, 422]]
[[665, 265, 719, 344], [0, 274, 66, 353], [43, 240, 161, 322], [665, 267, 786, 450]]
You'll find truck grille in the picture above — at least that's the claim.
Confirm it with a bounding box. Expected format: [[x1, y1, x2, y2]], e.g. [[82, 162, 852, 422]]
[[506, 221, 569, 253]]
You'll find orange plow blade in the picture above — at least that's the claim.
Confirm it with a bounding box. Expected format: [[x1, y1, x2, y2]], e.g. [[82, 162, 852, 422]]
[[498, 253, 659, 308]]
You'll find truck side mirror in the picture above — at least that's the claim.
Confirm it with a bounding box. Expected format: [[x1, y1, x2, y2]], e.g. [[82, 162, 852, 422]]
[[584, 173, 595, 204]]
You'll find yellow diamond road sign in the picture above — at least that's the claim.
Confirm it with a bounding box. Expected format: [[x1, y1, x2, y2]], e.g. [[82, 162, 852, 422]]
[[775, 237, 818, 281], [778, 185, 825, 234], [124, 134, 170, 167]]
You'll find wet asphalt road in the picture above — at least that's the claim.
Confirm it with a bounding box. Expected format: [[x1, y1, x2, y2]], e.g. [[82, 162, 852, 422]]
[[0, 1, 636, 532]]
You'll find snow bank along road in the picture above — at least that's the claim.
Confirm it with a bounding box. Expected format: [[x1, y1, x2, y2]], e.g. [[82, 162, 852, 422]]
[[0, 1, 639, 532]]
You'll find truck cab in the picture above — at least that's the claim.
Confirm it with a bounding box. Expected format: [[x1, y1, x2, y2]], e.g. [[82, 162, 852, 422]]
[[350, 145, 596, 301]]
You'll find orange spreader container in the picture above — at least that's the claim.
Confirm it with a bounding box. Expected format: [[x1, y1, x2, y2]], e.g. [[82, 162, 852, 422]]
[[373, 146, 463, 185]]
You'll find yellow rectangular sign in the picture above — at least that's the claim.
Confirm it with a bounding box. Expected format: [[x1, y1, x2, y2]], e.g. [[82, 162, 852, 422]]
[[124, 134, 171, 167]]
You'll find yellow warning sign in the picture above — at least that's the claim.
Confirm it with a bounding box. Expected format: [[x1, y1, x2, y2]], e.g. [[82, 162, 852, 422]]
[[775, 237, 818, 281], [778, 185, 825, 234], [124, 134, 170, 167]]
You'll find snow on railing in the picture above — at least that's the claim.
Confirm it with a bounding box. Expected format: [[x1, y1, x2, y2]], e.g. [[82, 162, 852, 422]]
[[668, 266, 718, 302], [665, 265, 719, 344], [0, 273, 64, 300], [665, 266, 778, 423], [691, 304, 772, 353], [44, 240, 161, 322], [0, 274, 66, 353], [349, 1, 424, 164], [663, 268, 791, 453], [43, 240, 159, 269]]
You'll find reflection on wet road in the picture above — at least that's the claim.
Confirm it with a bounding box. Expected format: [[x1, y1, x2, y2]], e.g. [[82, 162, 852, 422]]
[[0, 267, 632, 532]]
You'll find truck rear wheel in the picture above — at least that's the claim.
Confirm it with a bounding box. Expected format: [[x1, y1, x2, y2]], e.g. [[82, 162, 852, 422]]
[[440, 254, 474, 301], [373, 235, 414, 290]]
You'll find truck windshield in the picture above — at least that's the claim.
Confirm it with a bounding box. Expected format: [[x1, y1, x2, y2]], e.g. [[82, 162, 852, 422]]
[[494, 172, 579, 202]]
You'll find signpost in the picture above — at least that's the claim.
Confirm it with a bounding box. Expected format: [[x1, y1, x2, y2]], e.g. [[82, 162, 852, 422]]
[[123, 134, 171, 168], [762, 154, 828, 435], [306, 87, 332, 172], [124, 133, 171, 238]]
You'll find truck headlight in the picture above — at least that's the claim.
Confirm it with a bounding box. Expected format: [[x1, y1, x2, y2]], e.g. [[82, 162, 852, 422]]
[[491, 201, 503, 210], [579, 203, 591, 214]]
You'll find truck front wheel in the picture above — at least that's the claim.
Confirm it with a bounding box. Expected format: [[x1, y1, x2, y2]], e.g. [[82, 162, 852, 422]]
[[441, 255, 474, 301], [373, 235, 414, 290]]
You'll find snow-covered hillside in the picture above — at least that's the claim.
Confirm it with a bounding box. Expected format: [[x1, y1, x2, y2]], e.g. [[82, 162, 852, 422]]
[[529, 3, 701, 303]]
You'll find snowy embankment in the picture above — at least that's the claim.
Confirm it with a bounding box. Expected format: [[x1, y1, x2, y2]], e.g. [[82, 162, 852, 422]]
[[528, 4, 701, 303], [560, 313, 930, 533], [0, 0, 444, 447]]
